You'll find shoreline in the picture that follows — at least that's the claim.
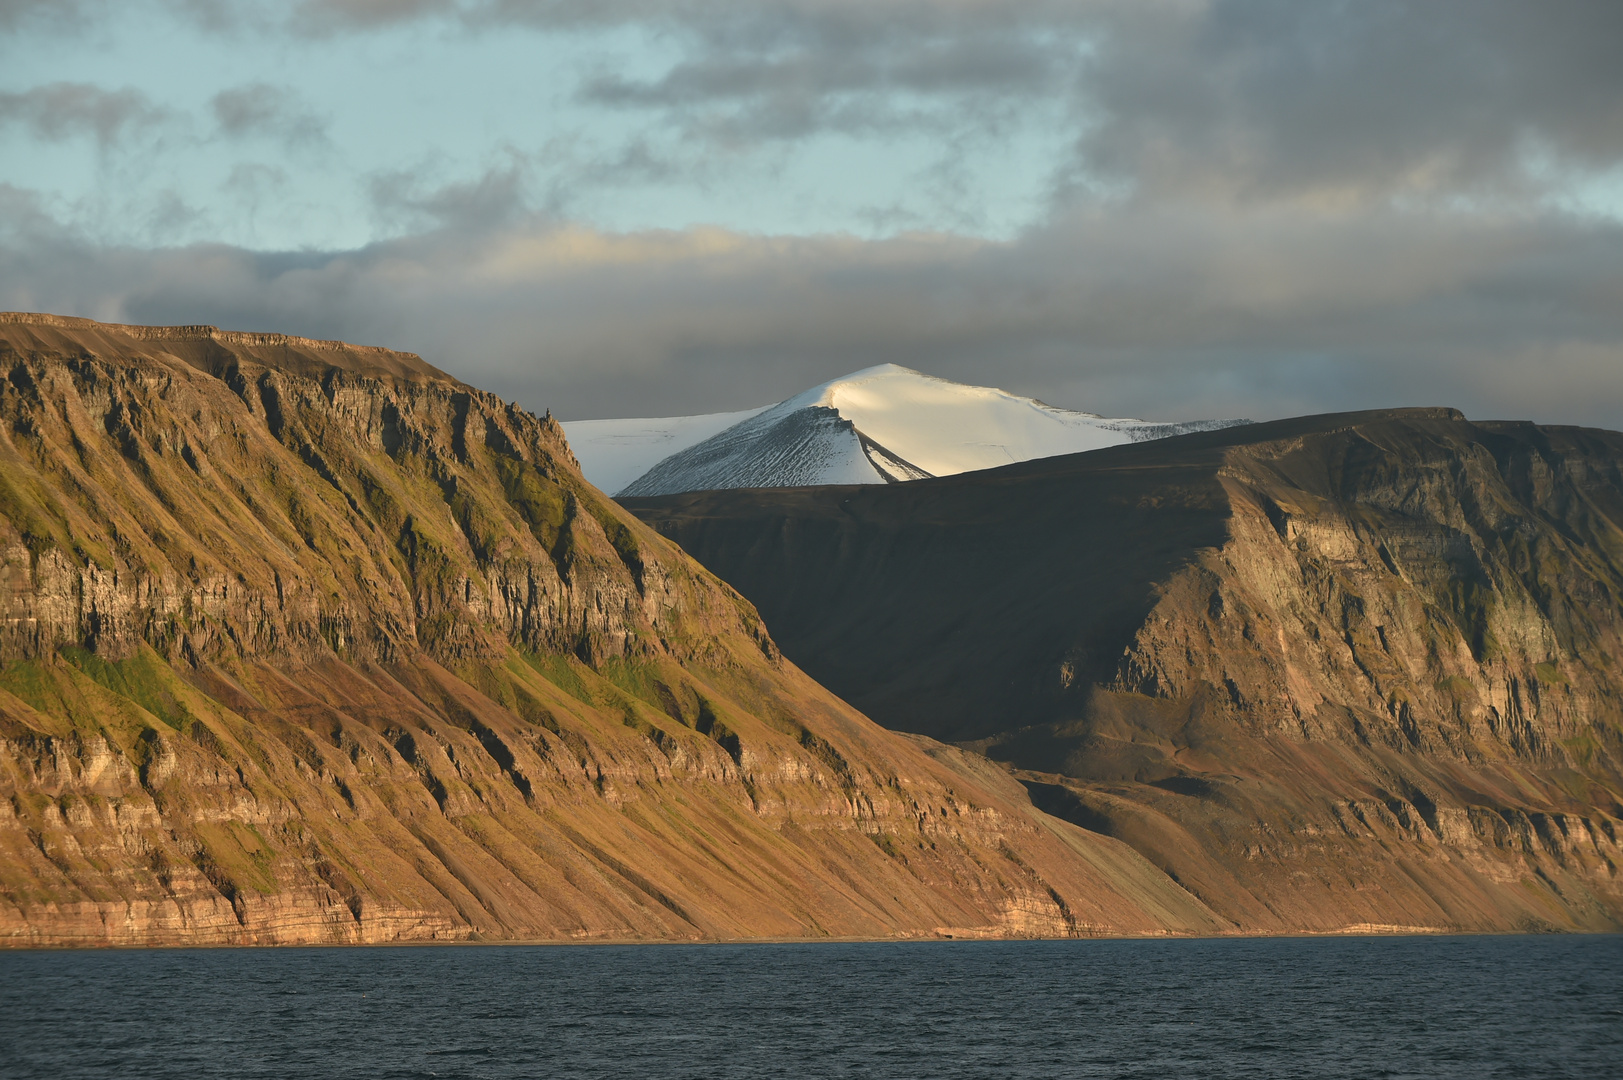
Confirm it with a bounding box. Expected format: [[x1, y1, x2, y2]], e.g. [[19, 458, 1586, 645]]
[[6, 924, 1609, 952]]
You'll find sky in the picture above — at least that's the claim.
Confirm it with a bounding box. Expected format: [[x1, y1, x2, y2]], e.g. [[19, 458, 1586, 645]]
[[1, 0, 1621, 428]]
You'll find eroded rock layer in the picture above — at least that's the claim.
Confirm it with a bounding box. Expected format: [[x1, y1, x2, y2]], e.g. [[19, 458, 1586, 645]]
[[0, 313, 1219, 945], [628, 409, 1623, 933]]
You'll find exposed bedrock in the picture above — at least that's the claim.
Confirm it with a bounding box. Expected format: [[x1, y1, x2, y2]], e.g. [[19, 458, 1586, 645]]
[[627, 409, 1623, 932], [0, 313, 1216, 945]]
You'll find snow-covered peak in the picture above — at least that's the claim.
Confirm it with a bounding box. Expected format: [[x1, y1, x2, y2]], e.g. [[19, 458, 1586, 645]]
[[781, 363, 927, 408], [564, 365, 1248, 497], [791, 364, 1156, 478]]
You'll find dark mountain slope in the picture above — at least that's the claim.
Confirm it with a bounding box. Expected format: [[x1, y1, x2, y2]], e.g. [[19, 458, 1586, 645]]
[[626, 408, 1623, 932], [0, 313, 1222, 945]]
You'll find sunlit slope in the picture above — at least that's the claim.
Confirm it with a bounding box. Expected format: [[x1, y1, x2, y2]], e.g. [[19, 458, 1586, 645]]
[[0, 313, 1220, 945]]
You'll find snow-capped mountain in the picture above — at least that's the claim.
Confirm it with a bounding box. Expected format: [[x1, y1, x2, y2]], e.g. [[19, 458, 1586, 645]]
[[563, 364, 1248, 497]]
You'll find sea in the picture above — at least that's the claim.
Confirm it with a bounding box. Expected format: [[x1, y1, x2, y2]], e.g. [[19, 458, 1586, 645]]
[[1, 935, 1619, 1079]]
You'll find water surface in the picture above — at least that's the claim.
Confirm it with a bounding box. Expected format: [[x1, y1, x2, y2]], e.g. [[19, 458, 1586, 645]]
[[2, 935, 1618, 1079]]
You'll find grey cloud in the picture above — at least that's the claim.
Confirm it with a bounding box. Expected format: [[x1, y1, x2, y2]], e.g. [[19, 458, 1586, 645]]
[[576, 10, 1081, 106], [163, 0, 454, 35], [98, 1, 1622, 214], [274, 0, 1088, 143], [367, 161, 531, 233], [367, 145, 698, 230], [5, 198, 1619, 434], [0, 0, 103, 29], [210, 83, 329, 148], [4, 1, 1619, 443], [579, 31, 1075, 143], [140, 188, 208, 240], [255, 1, 1623, 205], [0, 0, 62, 16], [570, 5, 1089, 145], [574, 137, 681, 187], [1076, 0, 1623, 203], [0, 83, 171, 149], [579, 0, 1623, 199], [286, 0, 1069, 33], [289, 0, 458, 34]]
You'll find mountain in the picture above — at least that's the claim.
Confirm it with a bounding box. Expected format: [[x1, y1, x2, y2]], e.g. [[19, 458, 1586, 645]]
[[0, 313, 1224, 946], [626, 409, 1623, 933], [564, 364, 1245, 497]]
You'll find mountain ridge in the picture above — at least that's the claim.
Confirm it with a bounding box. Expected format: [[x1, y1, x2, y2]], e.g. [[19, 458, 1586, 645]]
[[0, 313, 1222, 946], [626, 406, 1623, 932], [0, 311, 459, 389], [567, 364, 1246, 497]]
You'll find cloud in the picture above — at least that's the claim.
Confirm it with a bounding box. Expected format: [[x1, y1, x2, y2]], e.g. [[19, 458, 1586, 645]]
[[367, 159, 531, 233], [289, 0, 458, 34], [239, 1, 1623, 205], [2, 1, 1618, 443], [29, 2, 1615, 220], [4, 194, 1620, 433], [1074, 0, 1623, 204], [0, 82, 171, 149], [575, 12, 1085, 144], [0, 0, 100, 29], [210, 83, 329, 148]]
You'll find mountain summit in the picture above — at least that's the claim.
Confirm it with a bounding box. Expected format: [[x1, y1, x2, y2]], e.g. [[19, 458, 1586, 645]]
[[564, 365, 1246, 497]]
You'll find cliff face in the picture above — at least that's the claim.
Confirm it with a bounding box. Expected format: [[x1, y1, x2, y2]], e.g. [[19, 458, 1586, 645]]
[[0, 313, 671, 669], [627, 410, 1623, 933], [1112, 416, 1623, 759], [0, 313, 1221, 945]]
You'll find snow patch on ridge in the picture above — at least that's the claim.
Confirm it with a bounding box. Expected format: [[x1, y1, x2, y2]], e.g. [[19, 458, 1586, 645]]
[[621, 405, 882, 495], [580, 364, 1249, 497]]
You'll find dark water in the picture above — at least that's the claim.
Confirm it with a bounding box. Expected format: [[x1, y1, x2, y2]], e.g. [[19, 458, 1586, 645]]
[[1, 935, 1619, 1079]]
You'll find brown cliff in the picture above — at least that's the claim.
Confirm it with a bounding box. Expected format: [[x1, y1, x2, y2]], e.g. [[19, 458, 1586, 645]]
[[627, 409, 1623, 933], [0, 313, 1221, 945]]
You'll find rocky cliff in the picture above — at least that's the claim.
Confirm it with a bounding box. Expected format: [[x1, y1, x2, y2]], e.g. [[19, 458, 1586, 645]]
[[628, 409, 1623, 933], [0, 313, 1220, 945]]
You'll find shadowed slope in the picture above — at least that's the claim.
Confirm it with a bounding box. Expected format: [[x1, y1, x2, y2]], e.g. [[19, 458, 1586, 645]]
[[627, 408, 1623, 932]]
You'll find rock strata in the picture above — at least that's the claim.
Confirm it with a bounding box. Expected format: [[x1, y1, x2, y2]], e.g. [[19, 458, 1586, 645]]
[[627, 409, 1623, 932], [0, 313, 1219, 945]]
